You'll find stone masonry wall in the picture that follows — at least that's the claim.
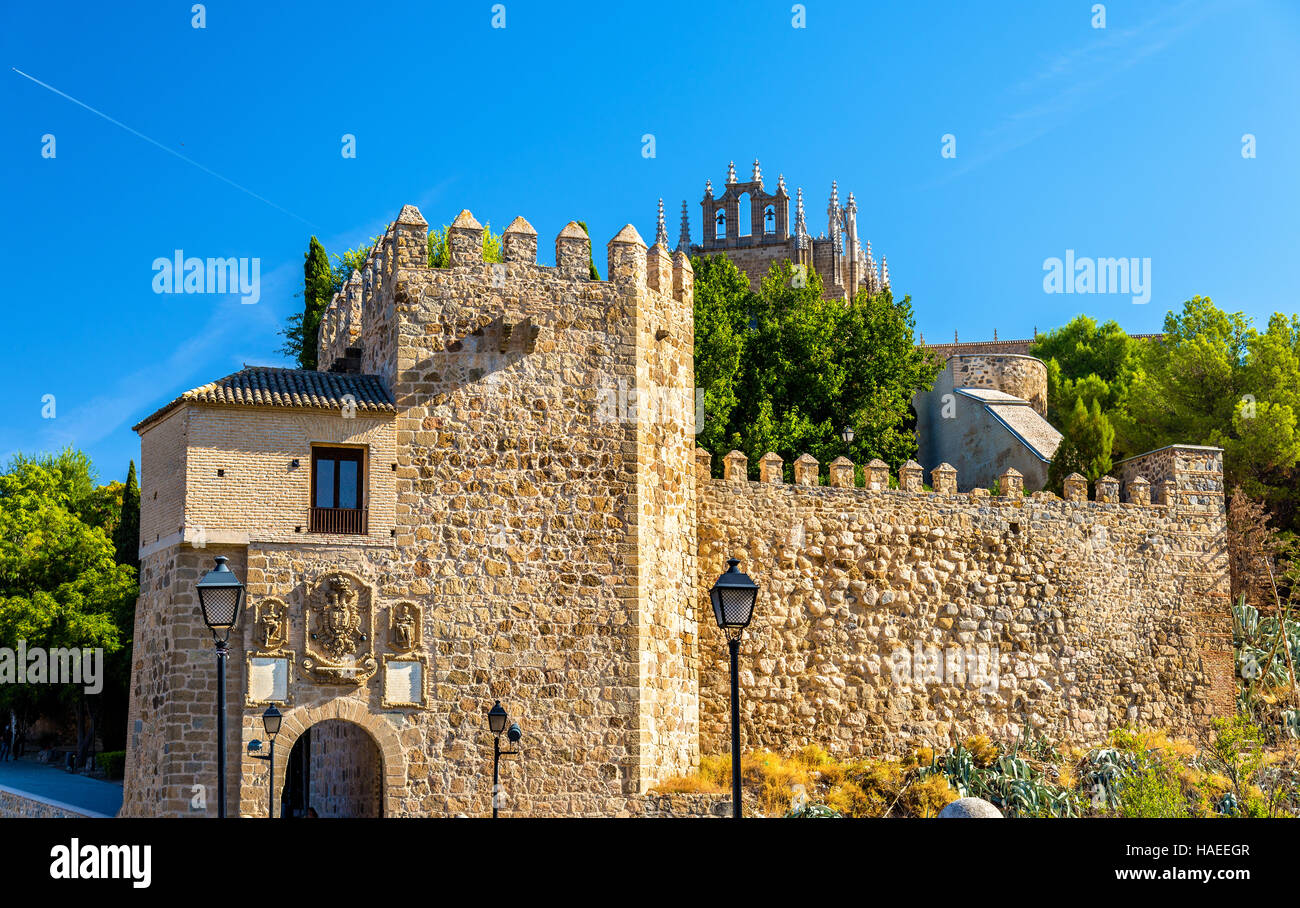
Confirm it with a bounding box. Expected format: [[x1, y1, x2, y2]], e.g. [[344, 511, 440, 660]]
[[0, 788, 104, 818], [1117, 445, 1224, 509], [121, 543, 250, 817], [125, 196, 1232, 818], [949, 354, 1049, 415], [632, 241, 699, 787], [179, 406, 396, 545], [696, 448, 1233, 759], [309, 719, 382, 817]]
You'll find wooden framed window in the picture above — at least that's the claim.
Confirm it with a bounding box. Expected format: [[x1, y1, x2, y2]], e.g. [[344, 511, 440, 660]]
[[310, 447, 367, 534]]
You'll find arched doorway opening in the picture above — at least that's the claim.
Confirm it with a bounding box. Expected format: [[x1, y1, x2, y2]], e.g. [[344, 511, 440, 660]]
[[281, 719, 383, 818]]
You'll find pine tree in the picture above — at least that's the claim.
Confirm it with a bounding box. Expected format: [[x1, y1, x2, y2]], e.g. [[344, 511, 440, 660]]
[[1047, 397, 1115, 493], [113, 460, 140, 571]]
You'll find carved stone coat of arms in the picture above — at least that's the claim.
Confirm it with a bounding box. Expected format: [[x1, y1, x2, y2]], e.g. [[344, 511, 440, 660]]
[[302, 572, 377, 684]]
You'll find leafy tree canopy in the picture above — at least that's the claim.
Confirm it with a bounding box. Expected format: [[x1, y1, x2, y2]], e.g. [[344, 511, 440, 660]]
[[428, 223, 502, 268], [694, 256, 940, 478], [0, 450, 136, 659], [1030, 315, 1142, 452], [330, 237, 382, 294], [1120, 297, 1300, 529], [1040, 297, 1300, 533]]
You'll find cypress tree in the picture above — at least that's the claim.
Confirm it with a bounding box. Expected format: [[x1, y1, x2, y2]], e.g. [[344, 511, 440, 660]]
[[113, 460, 140, 571], [299, 237, 334, 370], [577, 221, 601, 280]]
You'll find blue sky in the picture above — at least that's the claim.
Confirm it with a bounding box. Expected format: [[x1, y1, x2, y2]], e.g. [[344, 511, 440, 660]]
[[2, 0, 1297, 481]]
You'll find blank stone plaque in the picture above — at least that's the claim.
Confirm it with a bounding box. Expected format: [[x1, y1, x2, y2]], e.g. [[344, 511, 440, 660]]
[[249, 656, 288, 703], [384, 660, 423, 706]]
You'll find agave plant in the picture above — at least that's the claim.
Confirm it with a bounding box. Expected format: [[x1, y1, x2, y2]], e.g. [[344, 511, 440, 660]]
[[996, 754, 1033, 780], [1232, 599, 1260, 648], [785, 803, 842, 818], [922, 742, 978, 797], [1215, 791, 1240, 817], [1082, 748, 1138, 811], [920, 741, 1079, 817]]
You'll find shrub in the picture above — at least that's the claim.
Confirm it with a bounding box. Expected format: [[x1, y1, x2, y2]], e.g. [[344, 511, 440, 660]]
[[95, 750, 126, 780], [653, 725, 1300, 819], [1117, 760, 1189, 818], [964, 735, 999, 768]]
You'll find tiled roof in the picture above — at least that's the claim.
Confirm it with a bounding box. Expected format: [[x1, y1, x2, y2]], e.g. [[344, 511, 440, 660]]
[[133, 366, 395, 432], [954, 388, 1024, 404], [987, 403, 1063, 461]]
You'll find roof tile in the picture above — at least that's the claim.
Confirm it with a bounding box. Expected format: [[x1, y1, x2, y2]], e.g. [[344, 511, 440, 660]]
[[134, 366, 394, 432]]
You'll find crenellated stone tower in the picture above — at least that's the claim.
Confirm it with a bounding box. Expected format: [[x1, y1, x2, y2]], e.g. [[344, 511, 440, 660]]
[[124, 205, 700, 817]]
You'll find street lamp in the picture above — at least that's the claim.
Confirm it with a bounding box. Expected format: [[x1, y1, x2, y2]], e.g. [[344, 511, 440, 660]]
[[247, 705, 283, 818], [196, 555, 245, 819], [486, 700, 522, 818], [840, 425, 855, 448], [709, 557, 759, 818]]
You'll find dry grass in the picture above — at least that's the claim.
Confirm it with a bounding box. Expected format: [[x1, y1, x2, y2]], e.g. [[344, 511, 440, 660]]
[[656, 744, 956, 817], [653, 726, 1300, 818]]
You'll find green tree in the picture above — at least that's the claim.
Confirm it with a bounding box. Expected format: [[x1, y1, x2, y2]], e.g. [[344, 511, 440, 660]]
[[278, 237, 334, 370], [427, 223, 503, 268], [695, 257, 939, 477], [1046, 397, 1115, 493], [0, 450, 138, 763], [1030, 315, 1143, 453], [113, 460, 140, 572], [329, 238, 380, 294], [692, 255, 750, 457], [1120, 297, 1300, 531]]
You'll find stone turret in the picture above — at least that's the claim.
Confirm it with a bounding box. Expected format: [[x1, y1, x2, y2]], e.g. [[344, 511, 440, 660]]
[[555, 221, 590, 277], [502, 215, 538, 263]]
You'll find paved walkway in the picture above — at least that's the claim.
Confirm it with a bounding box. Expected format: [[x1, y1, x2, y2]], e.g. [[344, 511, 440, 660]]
[[0, 758, 123, 817]]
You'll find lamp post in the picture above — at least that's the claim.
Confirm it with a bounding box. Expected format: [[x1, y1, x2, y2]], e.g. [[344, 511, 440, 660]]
[[709, 557, 759, 818], [840, 425, 855, 449], [195, 555, 245, 819], [247, 705, 282, 818], [486, 700, 522, 818]]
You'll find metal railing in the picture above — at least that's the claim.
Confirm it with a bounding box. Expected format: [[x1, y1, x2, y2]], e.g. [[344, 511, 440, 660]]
[[309, 506, 368, 535]]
